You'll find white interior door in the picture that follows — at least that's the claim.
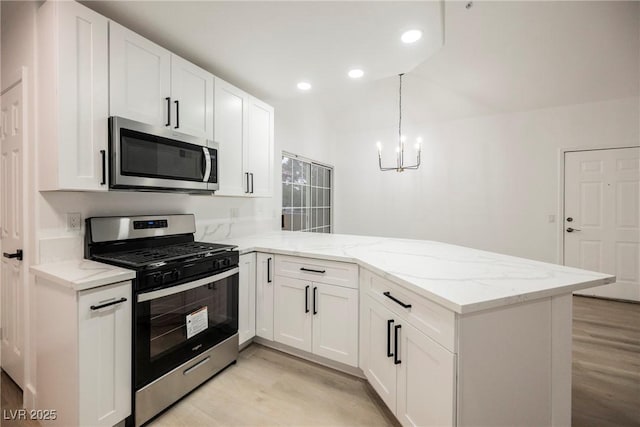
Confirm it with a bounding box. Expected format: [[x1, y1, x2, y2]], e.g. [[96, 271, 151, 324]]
[[1, 81, 25, 387], [564, 147, 640, 301]]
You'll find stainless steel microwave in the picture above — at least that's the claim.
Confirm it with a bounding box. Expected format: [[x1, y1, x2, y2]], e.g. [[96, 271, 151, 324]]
[[109, 116, 218, 193]]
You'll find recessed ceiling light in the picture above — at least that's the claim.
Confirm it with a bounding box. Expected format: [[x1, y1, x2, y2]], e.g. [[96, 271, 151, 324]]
[[297, 81, 312, 91], [348, 69, 364, 79], [401, 29, 422, 44]]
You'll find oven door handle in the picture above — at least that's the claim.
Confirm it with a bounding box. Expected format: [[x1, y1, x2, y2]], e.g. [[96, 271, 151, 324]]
[[137, 267, 239, 302]]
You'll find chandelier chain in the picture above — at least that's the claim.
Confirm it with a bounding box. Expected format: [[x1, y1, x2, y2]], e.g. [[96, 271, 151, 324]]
[[398, 73, 403, 145]]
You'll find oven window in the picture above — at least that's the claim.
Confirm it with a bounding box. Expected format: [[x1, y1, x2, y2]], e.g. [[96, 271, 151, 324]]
[[148, 280, 235, 360], [121, 128, 205, 182]]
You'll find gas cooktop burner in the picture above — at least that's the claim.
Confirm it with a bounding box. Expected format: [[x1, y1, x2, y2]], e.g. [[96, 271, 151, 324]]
[[93, 242, 234, 268]]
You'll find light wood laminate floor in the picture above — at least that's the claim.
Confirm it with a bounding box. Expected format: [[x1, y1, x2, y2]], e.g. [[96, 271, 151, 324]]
[[150, 344, 398, 426], [572, 296, 640, 427], [1, 296, 638, 426]]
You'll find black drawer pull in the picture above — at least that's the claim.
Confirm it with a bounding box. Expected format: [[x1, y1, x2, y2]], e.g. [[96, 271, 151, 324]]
[[305, 285, 310, 313], [90, 297, 127, 311], [165, 97, 171, 126], [267, 257, 272, 283], [387, 319, 394, 358], [100, 150, 106, 185], [383, 291, 412, 309], [174, 100, 180, 129], [313, 286, 318, 315], [300, 267, 326, 274], [394, 324, 402, 365]]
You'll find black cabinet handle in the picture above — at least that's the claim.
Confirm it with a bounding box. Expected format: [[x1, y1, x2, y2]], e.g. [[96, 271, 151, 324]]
[[100, 150, 106, 185], [165, 97, 171, 126], [3, 250, 23, 261], [383, 291, 412, 309], [387, 319, 394, 358], [250, 173, 254, 194], [245, 172, 250, 193], [267, 257, 272, 283], [300, 267, 326, 274], [305, 285, 310, 313], [174, 100, 180, 129], [394, 324, 402, 365], [313, 286, 318, 315], [90, 297, 127, 311]]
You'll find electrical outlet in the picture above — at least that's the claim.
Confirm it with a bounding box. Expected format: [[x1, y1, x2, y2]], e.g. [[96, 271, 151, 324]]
[[67, 213, 82, 232]]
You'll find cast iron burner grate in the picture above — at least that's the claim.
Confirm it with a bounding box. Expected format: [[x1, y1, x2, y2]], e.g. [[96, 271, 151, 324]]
[[93, 242, 233, 268]]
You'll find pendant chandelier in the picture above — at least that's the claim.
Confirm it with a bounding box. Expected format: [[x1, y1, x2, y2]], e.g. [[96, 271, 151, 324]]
[[376, 73, 421, 172]]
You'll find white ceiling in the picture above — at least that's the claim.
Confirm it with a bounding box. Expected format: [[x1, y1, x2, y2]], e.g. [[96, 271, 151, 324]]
[[82, 1, 639, 112], [81, 1, 445, 101], [412, 0, 640, 113]]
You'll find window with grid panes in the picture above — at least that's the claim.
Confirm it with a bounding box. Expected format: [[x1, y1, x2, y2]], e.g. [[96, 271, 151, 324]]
[[281, 154, 332, 233]]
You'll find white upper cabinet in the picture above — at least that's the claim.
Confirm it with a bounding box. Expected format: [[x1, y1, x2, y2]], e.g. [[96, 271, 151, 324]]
[[109, 21, 171, 128], [246, 97, 274, 197], [37, 0, 109, 191], [170, 55, 214, 140], [109, 23, 213, 140], [214, 77, 274, 197], [214, 77, 248, 195]]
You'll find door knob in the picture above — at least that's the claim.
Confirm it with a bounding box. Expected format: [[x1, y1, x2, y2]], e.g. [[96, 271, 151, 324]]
[[566, 217, 573, 222], [3, 249, 23, 261], [566, 227, 581, 233]]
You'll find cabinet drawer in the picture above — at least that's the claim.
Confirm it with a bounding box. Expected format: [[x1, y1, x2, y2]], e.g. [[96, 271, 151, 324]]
[[275, 255, 358, 289], [362, 268, 456, 352]]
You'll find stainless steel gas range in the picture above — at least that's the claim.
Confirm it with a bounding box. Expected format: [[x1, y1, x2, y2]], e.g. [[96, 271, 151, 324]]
[[85, 214, 238, 426]]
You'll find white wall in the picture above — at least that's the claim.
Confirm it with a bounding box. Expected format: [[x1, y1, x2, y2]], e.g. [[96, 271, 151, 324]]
[[330, 87, 639, 263]]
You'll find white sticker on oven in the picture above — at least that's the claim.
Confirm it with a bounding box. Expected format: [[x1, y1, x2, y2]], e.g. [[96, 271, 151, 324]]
[[186, 307, 208, 339]]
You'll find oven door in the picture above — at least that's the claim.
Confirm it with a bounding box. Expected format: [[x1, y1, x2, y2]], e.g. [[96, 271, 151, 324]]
[[134, 267, 238, 389], [110, 116, 217, 192]]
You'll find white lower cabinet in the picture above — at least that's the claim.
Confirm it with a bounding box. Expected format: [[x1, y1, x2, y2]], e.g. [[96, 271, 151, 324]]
[[273, 276, 313, 351], [36, 279, 132, 426], [273, 276, 359, 367], [256, 253, 275, 340], [361, 295, 455, 427], [238, 253, 256, 346]]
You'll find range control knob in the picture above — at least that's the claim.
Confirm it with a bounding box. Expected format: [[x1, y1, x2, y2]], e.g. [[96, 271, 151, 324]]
[[152, 273, 163, 283]]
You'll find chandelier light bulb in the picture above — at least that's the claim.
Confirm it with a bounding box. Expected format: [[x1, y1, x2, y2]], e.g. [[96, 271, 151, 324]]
[[416, 137, 423, 143]]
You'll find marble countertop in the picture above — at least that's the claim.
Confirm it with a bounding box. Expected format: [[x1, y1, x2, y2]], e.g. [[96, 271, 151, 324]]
[[217, 231, 615, 314], [31, 260, 136, 291]]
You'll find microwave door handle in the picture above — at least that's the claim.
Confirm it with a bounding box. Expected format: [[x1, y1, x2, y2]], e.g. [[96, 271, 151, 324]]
[[202, 147, 212, 182]]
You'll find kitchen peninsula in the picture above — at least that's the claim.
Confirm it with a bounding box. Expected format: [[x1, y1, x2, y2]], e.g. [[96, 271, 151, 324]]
[[215, 230, 614, 426]]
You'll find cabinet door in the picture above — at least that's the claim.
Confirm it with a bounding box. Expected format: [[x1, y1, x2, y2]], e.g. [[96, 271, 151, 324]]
[[109, 21, 171, 126], [214, 77, 248, 195], [312, 283, 358, 366], [38, 0, 109, 191], [238, 253, 256, 346], [273, 276, 312, 352], [361, 296, 397, 413], [171, 55, 214, 139], [396, 321, 456, 427], [78, 281, 132, 427], [256, 253, 275, 340], [245, 97, 274, 197]]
